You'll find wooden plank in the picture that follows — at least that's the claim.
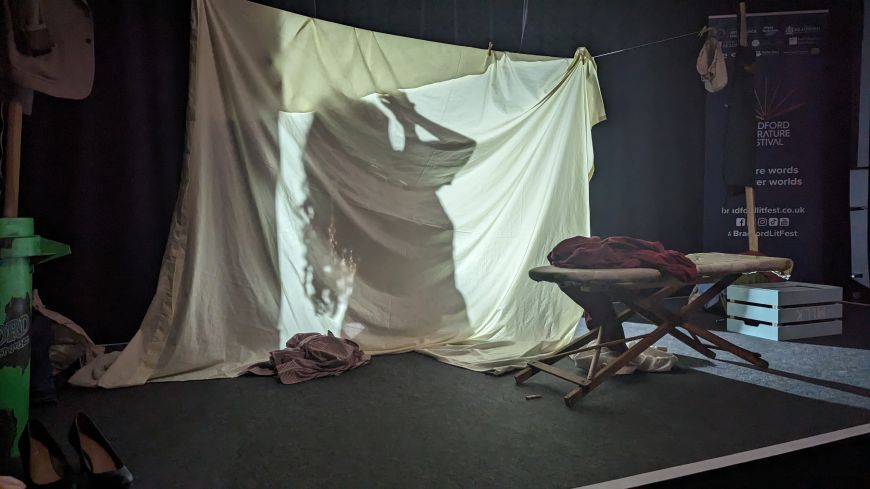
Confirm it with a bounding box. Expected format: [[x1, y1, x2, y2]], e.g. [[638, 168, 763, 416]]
[[668, 327, 717, 359], [514, 329, 598, 384], [678, 274, 739, 316], [681, 320, 768, 368], [746, 186, 758, 252], [566, 275, 725, 292], [585, 325, 605, 381], [564, 386, 586, 407], [529, 361, 591, 387], [513, 366, 538, 384], [615, 306, 635, 323], [739, 2, 758, 253], [540, 333, 651, 363], [3, 100, 23, 217]]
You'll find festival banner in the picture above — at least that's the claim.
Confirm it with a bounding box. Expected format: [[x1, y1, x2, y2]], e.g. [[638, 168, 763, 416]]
[[703, 10, 829, 281]]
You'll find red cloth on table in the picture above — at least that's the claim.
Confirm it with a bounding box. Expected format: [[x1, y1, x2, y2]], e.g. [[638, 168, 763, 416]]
[[547, 236, 699, 282]]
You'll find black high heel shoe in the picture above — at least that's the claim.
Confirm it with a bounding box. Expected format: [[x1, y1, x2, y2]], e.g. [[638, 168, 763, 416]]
[[18, 419, 76, 488], [67, 413, 133, 489]]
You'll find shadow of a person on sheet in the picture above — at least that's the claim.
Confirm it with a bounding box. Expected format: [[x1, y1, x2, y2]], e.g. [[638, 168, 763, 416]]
[[301, 91, 475, 349]]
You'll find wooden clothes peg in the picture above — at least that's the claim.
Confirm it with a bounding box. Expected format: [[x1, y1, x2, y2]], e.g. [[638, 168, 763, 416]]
[[486, 41, 493, 57]]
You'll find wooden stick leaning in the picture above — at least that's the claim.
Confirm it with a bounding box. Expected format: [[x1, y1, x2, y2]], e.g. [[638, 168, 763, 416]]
[[3, 100, 23, 217], [738, 1, 759, 252]]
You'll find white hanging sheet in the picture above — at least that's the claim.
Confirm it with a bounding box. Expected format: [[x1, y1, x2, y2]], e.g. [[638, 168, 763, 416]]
[[83, 0, 605, 387]]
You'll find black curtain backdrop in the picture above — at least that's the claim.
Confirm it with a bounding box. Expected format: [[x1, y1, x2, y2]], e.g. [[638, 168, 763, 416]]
[[19, 1, 190, 344], [16, 0, 862, 344]]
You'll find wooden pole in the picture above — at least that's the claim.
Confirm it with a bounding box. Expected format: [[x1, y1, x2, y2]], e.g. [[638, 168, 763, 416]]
[[746, 186, 758, 251], [738, 2, 758, 252], [3, 100, 23, 217]]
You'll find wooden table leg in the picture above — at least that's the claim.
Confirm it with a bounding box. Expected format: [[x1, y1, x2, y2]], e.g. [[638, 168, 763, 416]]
[[668, 327, 718, 359], [564, 386, 585, 407], [631, 290, 768, 368], [622, 299, 718, 359], [585, 324, 605, 381], [661, 274, 767, 368], [582, 320, 673, 394], [681, 321, 769, 368], [514, 328, 598, 384], [677, 274, 740, 316]]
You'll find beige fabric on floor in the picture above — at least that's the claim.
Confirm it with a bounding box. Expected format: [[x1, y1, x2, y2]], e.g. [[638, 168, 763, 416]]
[[33, 290, 104, 374], [79, 0, 605, 387]]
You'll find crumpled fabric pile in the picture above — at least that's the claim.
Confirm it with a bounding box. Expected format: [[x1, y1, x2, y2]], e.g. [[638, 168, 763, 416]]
[[250, 332, 370, 385], [548, 235, 699, 282]]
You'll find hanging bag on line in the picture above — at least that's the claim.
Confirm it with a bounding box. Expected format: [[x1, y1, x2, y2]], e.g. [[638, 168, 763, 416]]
[[696, 37, 728, 93]]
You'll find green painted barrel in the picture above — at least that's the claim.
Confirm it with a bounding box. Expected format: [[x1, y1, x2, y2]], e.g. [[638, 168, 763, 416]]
[[0, 218, 69, 473]]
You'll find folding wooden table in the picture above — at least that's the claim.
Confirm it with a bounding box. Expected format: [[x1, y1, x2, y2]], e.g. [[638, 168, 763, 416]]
[[515, 253, 793, 407]]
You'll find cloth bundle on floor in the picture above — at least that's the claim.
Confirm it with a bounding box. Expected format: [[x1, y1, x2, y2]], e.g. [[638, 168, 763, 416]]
[[570, 339, 678, 375], [251, 332, 370, 385], [79, 0, 606, 387], [548, 236, 699, 281]]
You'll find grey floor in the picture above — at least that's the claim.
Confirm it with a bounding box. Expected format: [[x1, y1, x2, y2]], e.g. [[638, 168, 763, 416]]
[[31, 348, 870, 489], [616, 301, 870, 410]]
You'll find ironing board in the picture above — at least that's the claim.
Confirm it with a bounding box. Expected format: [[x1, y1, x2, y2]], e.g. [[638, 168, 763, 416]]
[[516, 252, 793, 407]]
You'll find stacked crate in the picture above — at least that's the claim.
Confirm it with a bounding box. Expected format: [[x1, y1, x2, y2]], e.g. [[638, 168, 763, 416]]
[[726, 282, 842, 341]]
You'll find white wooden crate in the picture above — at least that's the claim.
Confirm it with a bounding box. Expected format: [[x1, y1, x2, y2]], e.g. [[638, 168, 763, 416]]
[[725, 282, 842, 341]]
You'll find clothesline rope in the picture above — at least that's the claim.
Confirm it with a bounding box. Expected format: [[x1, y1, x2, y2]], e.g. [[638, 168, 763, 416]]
[[519, 0, 529, 49], [593, 28, 707, 59]]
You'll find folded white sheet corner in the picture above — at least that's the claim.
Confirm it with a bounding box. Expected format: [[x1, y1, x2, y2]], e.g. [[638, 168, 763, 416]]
[[79, 0, 606, 387]]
